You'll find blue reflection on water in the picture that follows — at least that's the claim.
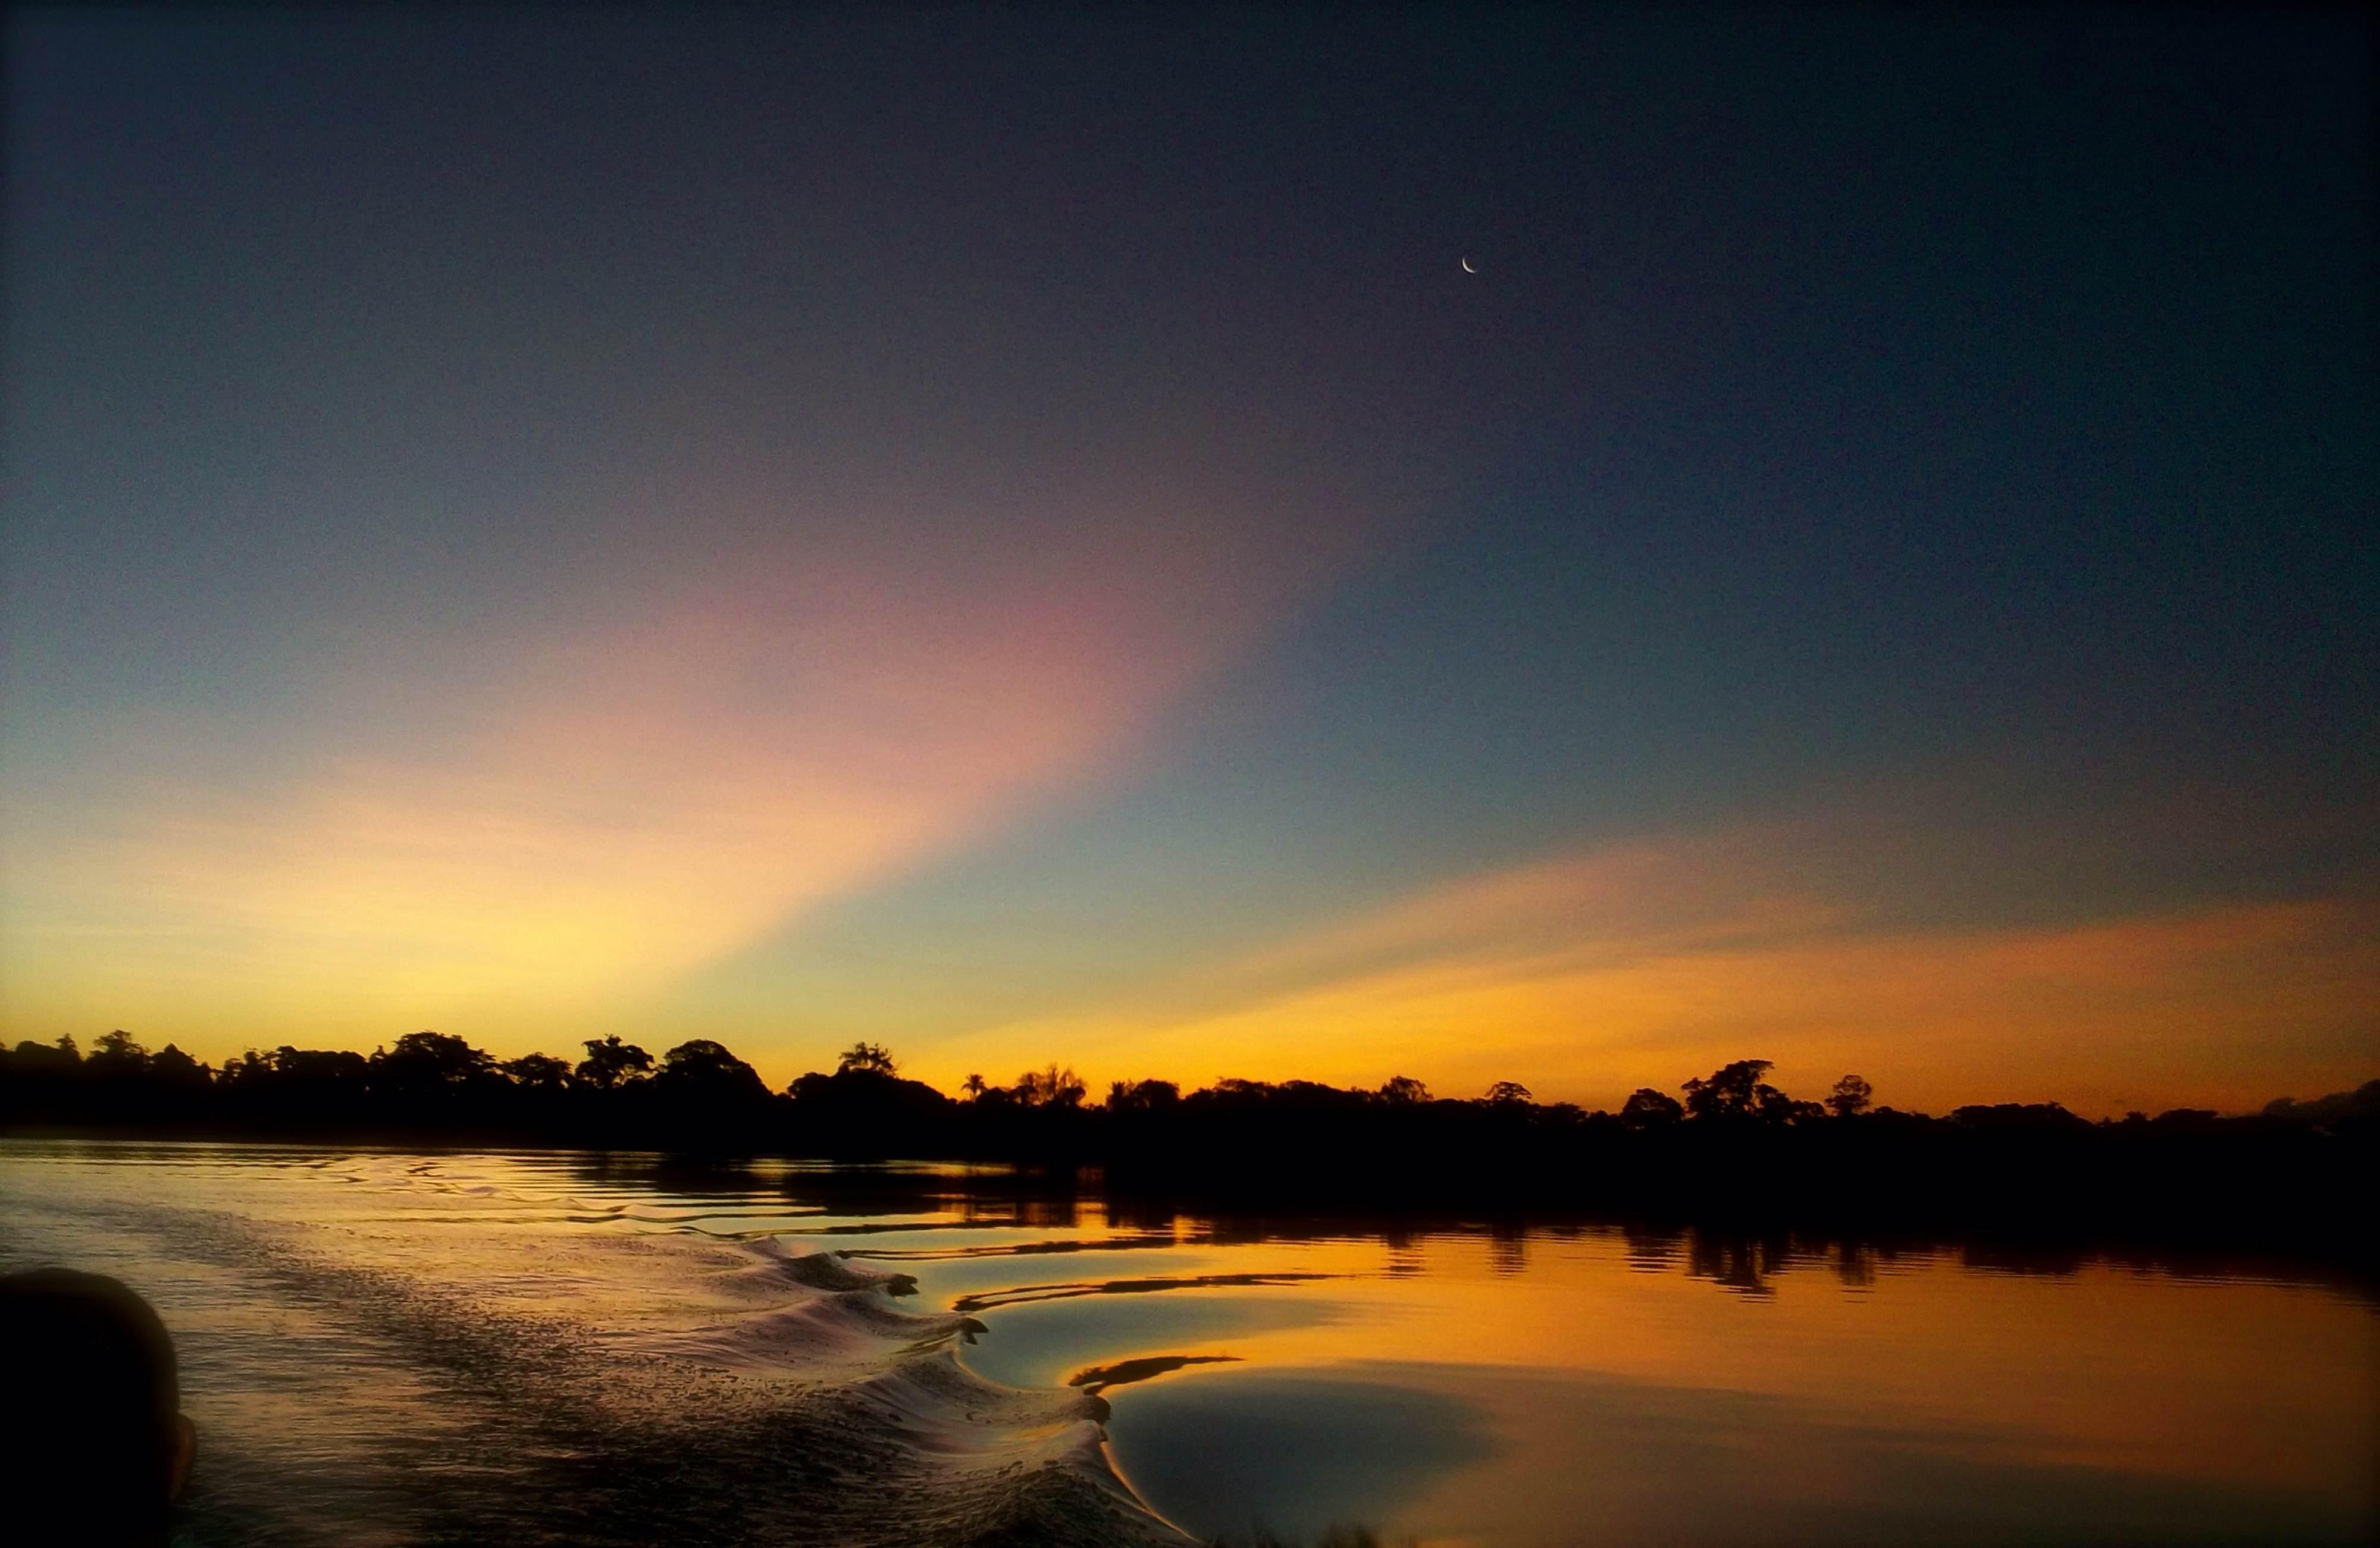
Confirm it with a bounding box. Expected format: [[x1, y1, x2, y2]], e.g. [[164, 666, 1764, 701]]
[[954, 1286, 1335, 1390], [1106, 1370, 1500, 1543]]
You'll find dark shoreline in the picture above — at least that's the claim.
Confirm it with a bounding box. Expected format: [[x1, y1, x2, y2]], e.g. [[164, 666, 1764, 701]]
[[4, 1120, 2370, 1289], [8, 1038, 2372, 1277]]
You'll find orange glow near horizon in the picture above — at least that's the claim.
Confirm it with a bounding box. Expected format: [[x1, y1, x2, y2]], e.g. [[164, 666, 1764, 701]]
[[920, 829, 2379, 1118], [10, 774, 2376, 1117]]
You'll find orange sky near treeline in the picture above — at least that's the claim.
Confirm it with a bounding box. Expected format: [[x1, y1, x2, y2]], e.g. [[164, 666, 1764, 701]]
[[12, 794, 2372, 1121], [911, 866, 2380, 1121]]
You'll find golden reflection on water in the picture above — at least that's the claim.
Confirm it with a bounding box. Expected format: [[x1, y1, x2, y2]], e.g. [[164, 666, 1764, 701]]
[[1091, 1229, 2365, 1480], [865, 1204, 2378, 1543], [1022, 1226, 2373, 1544]]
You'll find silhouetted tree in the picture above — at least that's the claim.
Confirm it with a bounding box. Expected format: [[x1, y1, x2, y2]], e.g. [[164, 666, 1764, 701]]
[[8, 1038, 80, 1074], [1827, 1074, 1874, 1118], [1683, 1059, 1783, 1121], [210, 1046, 370, 1132], [86, 1030, 149, 1075], [1106, 1079, 1180, 1113], [1950, 1101, 2091, 1132], [2259, 1079, 2380, 1128], [370, 1032, 496, 1094], [1011, 1064, 1086, 1108], [784, 1046, 954, 1151], [222, 1046, 368, 1089], [576, 1036, 654, 1090], [1376, 1075, 1430, 1104], [837, 1042, 899, 1077], [1483, 1080, 1533, 1105], [1621, 1088, 1684, 1127], [147, 1044, 209, 1087], [654, 1040, 769, 1102], [962, 1072, 987, 1100], [502, 1052, 574, 1091]]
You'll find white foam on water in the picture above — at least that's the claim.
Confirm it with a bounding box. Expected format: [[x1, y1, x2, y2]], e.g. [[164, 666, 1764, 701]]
[[0, 1142, 1193, 1548]]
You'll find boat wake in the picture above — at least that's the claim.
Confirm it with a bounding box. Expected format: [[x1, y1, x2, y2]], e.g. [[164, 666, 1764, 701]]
[[0, 1151, 1196, 1548]]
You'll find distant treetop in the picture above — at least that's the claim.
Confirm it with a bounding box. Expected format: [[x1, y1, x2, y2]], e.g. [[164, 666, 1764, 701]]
[[576, 1036, 654, 1090], [1827, 1074, 1874, 1118]]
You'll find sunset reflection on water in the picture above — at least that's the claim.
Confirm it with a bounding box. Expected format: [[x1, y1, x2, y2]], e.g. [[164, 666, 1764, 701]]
[[1, 1142, 2370, 1547], [860, 1216, 2376, 1544]]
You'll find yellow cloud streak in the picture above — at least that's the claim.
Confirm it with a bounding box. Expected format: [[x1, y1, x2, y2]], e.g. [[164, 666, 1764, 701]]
[[2, 518, 1332, 1059]]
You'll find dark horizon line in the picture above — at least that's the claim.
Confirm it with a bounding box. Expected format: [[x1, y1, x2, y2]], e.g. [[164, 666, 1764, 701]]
[[5, 1029, 2373, 1129], [11, 1030, 2374, 1267]]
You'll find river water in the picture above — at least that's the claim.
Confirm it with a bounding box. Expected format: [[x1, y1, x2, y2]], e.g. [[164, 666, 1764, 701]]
[[1, 1140, 2370, 1546]]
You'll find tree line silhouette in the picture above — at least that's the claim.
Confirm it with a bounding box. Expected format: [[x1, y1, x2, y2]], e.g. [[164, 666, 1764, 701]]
[[2, 1031, 2369, 1248]]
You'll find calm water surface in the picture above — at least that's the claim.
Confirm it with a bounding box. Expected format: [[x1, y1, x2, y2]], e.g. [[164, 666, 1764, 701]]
[[2, 1140, 2370, 1546]]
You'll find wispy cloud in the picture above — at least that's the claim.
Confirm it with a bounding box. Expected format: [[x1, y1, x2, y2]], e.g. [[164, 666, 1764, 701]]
[[0, 501, 1355, 1050], [932, 817, 2379, 1116]]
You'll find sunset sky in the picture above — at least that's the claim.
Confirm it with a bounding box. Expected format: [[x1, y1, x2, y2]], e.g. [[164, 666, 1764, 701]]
[[4, 9, 2373, 1116]]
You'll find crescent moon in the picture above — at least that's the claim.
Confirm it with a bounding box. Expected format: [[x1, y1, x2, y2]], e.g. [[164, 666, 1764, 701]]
[[1461, 256, 1478, 274]]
